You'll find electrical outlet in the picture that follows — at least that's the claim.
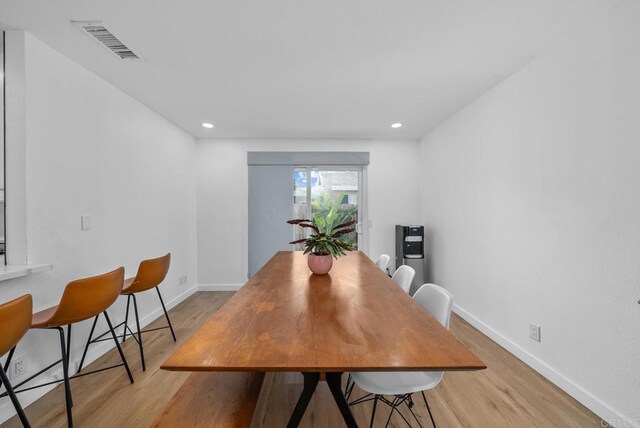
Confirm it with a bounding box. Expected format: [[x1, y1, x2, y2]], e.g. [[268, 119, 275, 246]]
[[179, 274, 188, 286], [9, 356, 28, 381], [529, 323, 541, 342]]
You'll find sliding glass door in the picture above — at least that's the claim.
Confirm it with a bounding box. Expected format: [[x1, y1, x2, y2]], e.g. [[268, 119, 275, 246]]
[[293, 167, 364, 250], [247, 152, 369, 278]]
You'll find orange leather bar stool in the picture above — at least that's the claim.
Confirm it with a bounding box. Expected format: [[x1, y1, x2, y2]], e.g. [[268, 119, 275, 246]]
[[0, 295, 32, 428], [6, 268, 134, 428], [79, 253, 174, 372]]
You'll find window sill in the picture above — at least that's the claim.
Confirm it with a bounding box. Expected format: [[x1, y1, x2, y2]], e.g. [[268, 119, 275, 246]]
[[0, 264, 53, 282]]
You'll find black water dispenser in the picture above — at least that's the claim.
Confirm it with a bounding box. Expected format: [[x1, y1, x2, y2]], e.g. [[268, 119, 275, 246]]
[[395, 225, 426, 295]]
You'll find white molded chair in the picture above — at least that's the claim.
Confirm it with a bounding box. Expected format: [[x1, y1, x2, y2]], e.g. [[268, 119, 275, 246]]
[[374, 254, 391, 274], [390, 265, 415, 294], [349, 283, 454, 428]]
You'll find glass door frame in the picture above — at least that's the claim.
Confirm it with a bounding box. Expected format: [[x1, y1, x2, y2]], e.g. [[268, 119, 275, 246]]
[[1, 30, 5, 265], [293, 164, 368, 254]]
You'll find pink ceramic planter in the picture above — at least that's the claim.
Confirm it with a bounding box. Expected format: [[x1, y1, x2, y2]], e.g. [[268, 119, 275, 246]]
[[307, 253, 333, 275]]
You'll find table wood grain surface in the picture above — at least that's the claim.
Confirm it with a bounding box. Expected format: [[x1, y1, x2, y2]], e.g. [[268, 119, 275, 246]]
[[162, 251, 485, 373]]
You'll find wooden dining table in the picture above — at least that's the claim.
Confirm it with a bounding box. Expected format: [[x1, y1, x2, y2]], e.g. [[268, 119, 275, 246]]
[[162, 251, 486, 427]]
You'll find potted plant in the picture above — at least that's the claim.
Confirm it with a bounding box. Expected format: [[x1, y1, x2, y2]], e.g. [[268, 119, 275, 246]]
[[287, 203, 356, 274]]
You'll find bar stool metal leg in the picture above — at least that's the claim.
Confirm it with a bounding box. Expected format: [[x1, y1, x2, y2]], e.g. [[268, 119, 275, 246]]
[[3, 346, 16, 373], [77, 315, 99, 373], [0, 365, 30, 428], [65, 325, 72, 372], [121, 295, 131, 343], [103, 311, 134, 384], [56, 327, 74, 428], [65, 324, 74, 407], [131, 294, 145, 371], [1, 346, 16, 392], [155, 287, 176, 342]]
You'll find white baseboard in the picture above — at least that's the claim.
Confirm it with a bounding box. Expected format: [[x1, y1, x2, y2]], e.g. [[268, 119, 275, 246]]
[[0, 284, 199, 426], [453, 304, 638, 428], [198, 284, 243, 291], [139, 285, 199, 328]]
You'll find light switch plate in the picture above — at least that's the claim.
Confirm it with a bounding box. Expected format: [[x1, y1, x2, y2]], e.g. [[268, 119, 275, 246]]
[[81, 215, 92, 230]]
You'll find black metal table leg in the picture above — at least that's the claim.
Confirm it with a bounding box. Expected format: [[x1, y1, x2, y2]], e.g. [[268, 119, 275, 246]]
[[326, 372, 359, 428], [287, 372, 320, 428], [287, 372, 359, 428]]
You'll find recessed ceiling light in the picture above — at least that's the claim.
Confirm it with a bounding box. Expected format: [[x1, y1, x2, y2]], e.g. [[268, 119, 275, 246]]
[[202, 122, 214, 129], [391, 123, 402, 128]]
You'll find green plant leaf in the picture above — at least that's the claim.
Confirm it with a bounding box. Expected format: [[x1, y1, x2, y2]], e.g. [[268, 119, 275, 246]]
[[287, 191, 356, 257]]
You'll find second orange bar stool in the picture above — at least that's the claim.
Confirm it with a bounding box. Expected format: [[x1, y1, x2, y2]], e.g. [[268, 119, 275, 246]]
[[79, 253, 174, 372]]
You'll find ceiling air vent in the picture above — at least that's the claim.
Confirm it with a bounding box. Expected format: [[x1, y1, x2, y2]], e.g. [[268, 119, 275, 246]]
[[72, 21, 141, 60]]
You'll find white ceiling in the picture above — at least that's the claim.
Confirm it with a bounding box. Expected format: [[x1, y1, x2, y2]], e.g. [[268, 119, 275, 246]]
[[0, 0, 616, 139]]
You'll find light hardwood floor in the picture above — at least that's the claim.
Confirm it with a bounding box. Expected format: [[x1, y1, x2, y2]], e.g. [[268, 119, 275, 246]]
[[1, 291, 601, 427]]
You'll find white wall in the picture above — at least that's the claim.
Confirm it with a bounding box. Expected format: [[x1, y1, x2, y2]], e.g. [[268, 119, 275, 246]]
[[418, 1, 640, 426], [197, 139, 420, 286], [0, 33, 197, 423]]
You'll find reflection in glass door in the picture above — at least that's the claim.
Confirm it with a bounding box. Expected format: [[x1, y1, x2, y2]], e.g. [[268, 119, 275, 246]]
[[293, 167, 363, 250]]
